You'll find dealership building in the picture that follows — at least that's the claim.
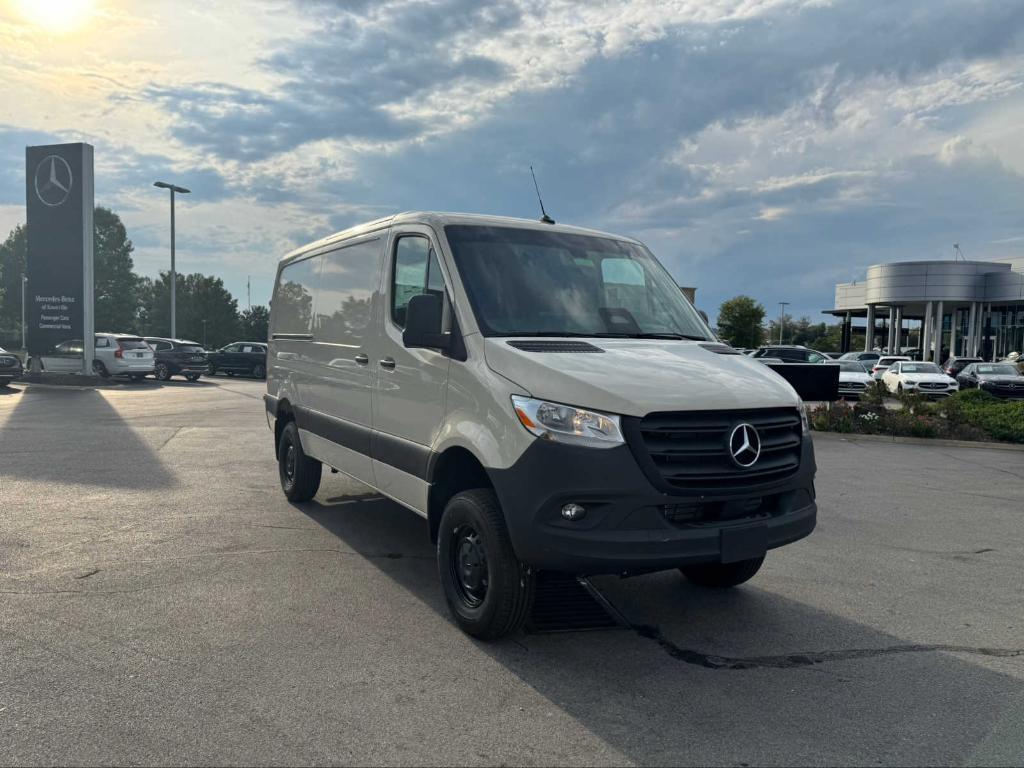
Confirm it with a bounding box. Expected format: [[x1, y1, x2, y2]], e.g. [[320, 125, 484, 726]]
[[824, 257, 1024, 361]]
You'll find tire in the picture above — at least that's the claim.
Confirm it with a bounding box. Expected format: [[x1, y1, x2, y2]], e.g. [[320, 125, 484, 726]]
[[92, 360, 110, 378], [253, 363, 266, 379], [227, 371, 235, 377], [277, 420, 321, 502], [680, 556, 765, 588], [184, 373, 201, 382], [208, 365, 217, 376], [129, 374, 145, 382], [155, 363, 171, 381], [437, 489, 534, 640]]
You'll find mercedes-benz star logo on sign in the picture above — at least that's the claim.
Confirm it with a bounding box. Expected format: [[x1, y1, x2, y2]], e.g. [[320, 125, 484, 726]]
[[34, 155, 73, 207], [729, 423, 761, 468]]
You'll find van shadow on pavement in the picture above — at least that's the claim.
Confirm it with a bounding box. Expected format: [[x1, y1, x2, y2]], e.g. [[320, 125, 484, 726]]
[[0, 387, 177, 489], [297, 491, 1024, 766]]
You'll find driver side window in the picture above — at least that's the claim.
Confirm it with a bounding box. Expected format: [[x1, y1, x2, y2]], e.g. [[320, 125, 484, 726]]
[[391, 235, 445, 329]]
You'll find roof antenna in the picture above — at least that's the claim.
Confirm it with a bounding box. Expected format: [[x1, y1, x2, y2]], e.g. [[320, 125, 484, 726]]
[[530, 165, 555, 224]]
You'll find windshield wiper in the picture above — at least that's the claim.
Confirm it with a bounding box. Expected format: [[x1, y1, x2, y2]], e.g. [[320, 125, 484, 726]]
[[628, 332, 708, 341]]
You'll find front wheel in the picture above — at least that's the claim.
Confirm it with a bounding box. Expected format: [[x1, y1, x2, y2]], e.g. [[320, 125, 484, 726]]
[[155, 363, 171, 381], [184, 372, 201, 382], [208, 365, 218, 376], [92, 360, 110, 378], [277, 421, 321, 502], [680, 556, 764, 588], [437, 489, 534, 640]]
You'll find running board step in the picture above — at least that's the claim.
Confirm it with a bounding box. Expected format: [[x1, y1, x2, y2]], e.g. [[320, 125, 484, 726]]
[[526, 572, 628, 634]]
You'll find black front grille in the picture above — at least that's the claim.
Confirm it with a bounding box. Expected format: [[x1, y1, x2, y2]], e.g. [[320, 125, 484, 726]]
[[840, 381, 866, 391], [629, 408, 802, 492], [919, 382, 947, 390]]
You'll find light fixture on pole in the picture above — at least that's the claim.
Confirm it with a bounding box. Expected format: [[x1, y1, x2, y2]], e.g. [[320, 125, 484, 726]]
[[153, 181, 190, 338], [778, 301, 790, 345]]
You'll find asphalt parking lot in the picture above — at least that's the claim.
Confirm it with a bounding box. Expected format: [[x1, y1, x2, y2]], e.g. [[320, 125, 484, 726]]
[[1, 377, 1022, 766]]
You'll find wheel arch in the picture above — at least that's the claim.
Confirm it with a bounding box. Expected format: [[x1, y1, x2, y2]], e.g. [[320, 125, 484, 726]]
[[426, 446, 494, 544]]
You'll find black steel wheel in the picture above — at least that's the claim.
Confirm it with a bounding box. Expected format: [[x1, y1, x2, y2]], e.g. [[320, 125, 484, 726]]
[[277, 420, 321, 502], [437, 489, 533, 640]]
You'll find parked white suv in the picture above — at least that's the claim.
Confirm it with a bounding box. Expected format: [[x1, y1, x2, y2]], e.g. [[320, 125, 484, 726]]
[[265, 213, 818, 639], [882, 361, 958, 397], [37, 334, 154, 379]]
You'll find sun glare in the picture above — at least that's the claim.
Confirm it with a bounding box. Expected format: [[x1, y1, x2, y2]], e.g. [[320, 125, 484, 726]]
[[14, 0, 94, 33]]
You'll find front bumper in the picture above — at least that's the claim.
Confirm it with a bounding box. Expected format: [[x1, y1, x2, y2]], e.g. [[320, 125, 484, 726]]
[[489, 436, 817, 574]]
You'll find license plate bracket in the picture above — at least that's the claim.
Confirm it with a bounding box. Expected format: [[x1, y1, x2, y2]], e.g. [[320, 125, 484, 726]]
[[720, 523, 768, 563]]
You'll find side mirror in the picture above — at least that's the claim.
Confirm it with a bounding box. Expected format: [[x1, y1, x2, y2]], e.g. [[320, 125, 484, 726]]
[[403, 293, 450, 351]]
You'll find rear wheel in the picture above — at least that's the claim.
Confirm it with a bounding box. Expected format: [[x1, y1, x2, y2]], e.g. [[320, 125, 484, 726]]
[[208, 365, 218, 376], [184, 372, 201, 382], [680, 556, 764, 588], [155, 363, 171, 381], [92, 360, 109, 378], [277, 420, 321, 502], [437, 489, 534, 640], [253, 363, 266, 379]]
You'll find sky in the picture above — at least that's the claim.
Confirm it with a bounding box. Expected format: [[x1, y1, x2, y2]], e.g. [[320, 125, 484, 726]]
[[1, 0, 1024, 322]]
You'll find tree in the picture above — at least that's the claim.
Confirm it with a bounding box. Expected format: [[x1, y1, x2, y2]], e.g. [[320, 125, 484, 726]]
[[142, 272, 239, 348], [238, 305, 270, 342], [94, 207, 142, 333], [0, 224, 26, 346], [716, 296, 765, 348]]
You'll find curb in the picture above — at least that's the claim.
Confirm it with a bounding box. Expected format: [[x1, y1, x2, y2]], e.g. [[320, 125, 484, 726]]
[[810, 429, 1024, 452]]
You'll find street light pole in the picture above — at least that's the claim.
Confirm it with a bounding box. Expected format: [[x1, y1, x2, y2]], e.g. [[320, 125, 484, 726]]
[[153, 181, 191, 338], [202, 319, 207, 349], [778, 301, 790, 345], [20, 274, 26, 350]]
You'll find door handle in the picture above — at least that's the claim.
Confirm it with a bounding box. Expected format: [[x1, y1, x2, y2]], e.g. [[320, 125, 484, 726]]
[[379, 357, 396, 370], [354, 353, 369, 366]]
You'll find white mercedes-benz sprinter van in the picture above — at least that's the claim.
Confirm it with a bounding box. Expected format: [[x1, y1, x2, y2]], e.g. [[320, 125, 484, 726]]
[[266, 212, 816, 639]]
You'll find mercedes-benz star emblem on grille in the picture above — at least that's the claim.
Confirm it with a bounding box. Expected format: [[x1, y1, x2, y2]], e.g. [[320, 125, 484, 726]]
[[34, 155, 73, 207], [729, 423, 761, 468]]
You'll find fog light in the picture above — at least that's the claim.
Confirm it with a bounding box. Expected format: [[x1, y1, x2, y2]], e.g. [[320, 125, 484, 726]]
[[561, 503, 587, 521]]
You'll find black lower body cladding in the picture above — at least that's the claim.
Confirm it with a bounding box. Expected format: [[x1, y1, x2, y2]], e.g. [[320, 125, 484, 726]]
[[488, 438, 817, 574]]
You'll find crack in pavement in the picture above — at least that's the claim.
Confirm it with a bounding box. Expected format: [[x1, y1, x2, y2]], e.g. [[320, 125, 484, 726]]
[[634, 625, 1024, 670]]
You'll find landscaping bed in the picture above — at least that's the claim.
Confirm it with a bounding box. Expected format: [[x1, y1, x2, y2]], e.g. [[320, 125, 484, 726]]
[[810, 387, 1024, 444]]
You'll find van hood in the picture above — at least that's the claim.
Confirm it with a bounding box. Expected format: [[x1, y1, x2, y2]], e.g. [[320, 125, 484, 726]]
[[483, 338, 801, 417]]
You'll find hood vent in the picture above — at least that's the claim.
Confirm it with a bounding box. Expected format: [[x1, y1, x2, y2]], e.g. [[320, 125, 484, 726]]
[[507, 340, 604, 353], [698, 342, 741, 355]]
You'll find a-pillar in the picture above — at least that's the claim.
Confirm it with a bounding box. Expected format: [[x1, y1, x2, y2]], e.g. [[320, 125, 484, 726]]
[[865, 304, 876, 351], [933, 300, 944, 362], [886, 307, 896, 353]]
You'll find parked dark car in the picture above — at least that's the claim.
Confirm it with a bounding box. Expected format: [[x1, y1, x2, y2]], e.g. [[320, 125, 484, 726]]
[[839, 350, 882, 365], [0, 347, 23, 386], [207, 342, 267, 378], [144, 337, 208, 382], [956, 362, 1024, 399], [750, 345, 829, 363], [942, 356, 983, 378]]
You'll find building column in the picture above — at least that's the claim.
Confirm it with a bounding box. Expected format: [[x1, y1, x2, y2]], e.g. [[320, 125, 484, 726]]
[[949, 309, 958, 359], [894, 306, 903, 352], [886, 307, 896, 353], [934, 300, 944, 362], [922, 301, 932, 361], [841, 312, 851, 353], [970, 303, 978, 360], [865, 304, 876, 351]]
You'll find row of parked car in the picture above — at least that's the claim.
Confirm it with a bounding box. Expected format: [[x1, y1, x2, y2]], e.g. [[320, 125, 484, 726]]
[[747, 344, 1024, 400], [0, 334, 269, 386]]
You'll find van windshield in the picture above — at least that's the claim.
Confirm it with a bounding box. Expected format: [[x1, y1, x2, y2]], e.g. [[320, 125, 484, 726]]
[[444, 225, 711, 339]]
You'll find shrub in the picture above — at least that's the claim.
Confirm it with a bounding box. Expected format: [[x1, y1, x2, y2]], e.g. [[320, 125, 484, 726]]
[[860, 380, 887, 406]]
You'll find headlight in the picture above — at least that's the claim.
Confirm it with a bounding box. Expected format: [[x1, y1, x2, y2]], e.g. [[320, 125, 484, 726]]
[[799, 400, 810, 435], [904, 379, 917, 385], [511, 396, 624, 448]]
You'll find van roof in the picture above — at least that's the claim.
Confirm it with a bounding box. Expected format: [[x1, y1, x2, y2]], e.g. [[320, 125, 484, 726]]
[[279, 211, 641, 264]]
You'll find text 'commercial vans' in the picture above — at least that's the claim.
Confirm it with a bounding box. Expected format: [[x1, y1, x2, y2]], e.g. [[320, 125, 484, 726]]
[[266, 213, 817, 639]]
